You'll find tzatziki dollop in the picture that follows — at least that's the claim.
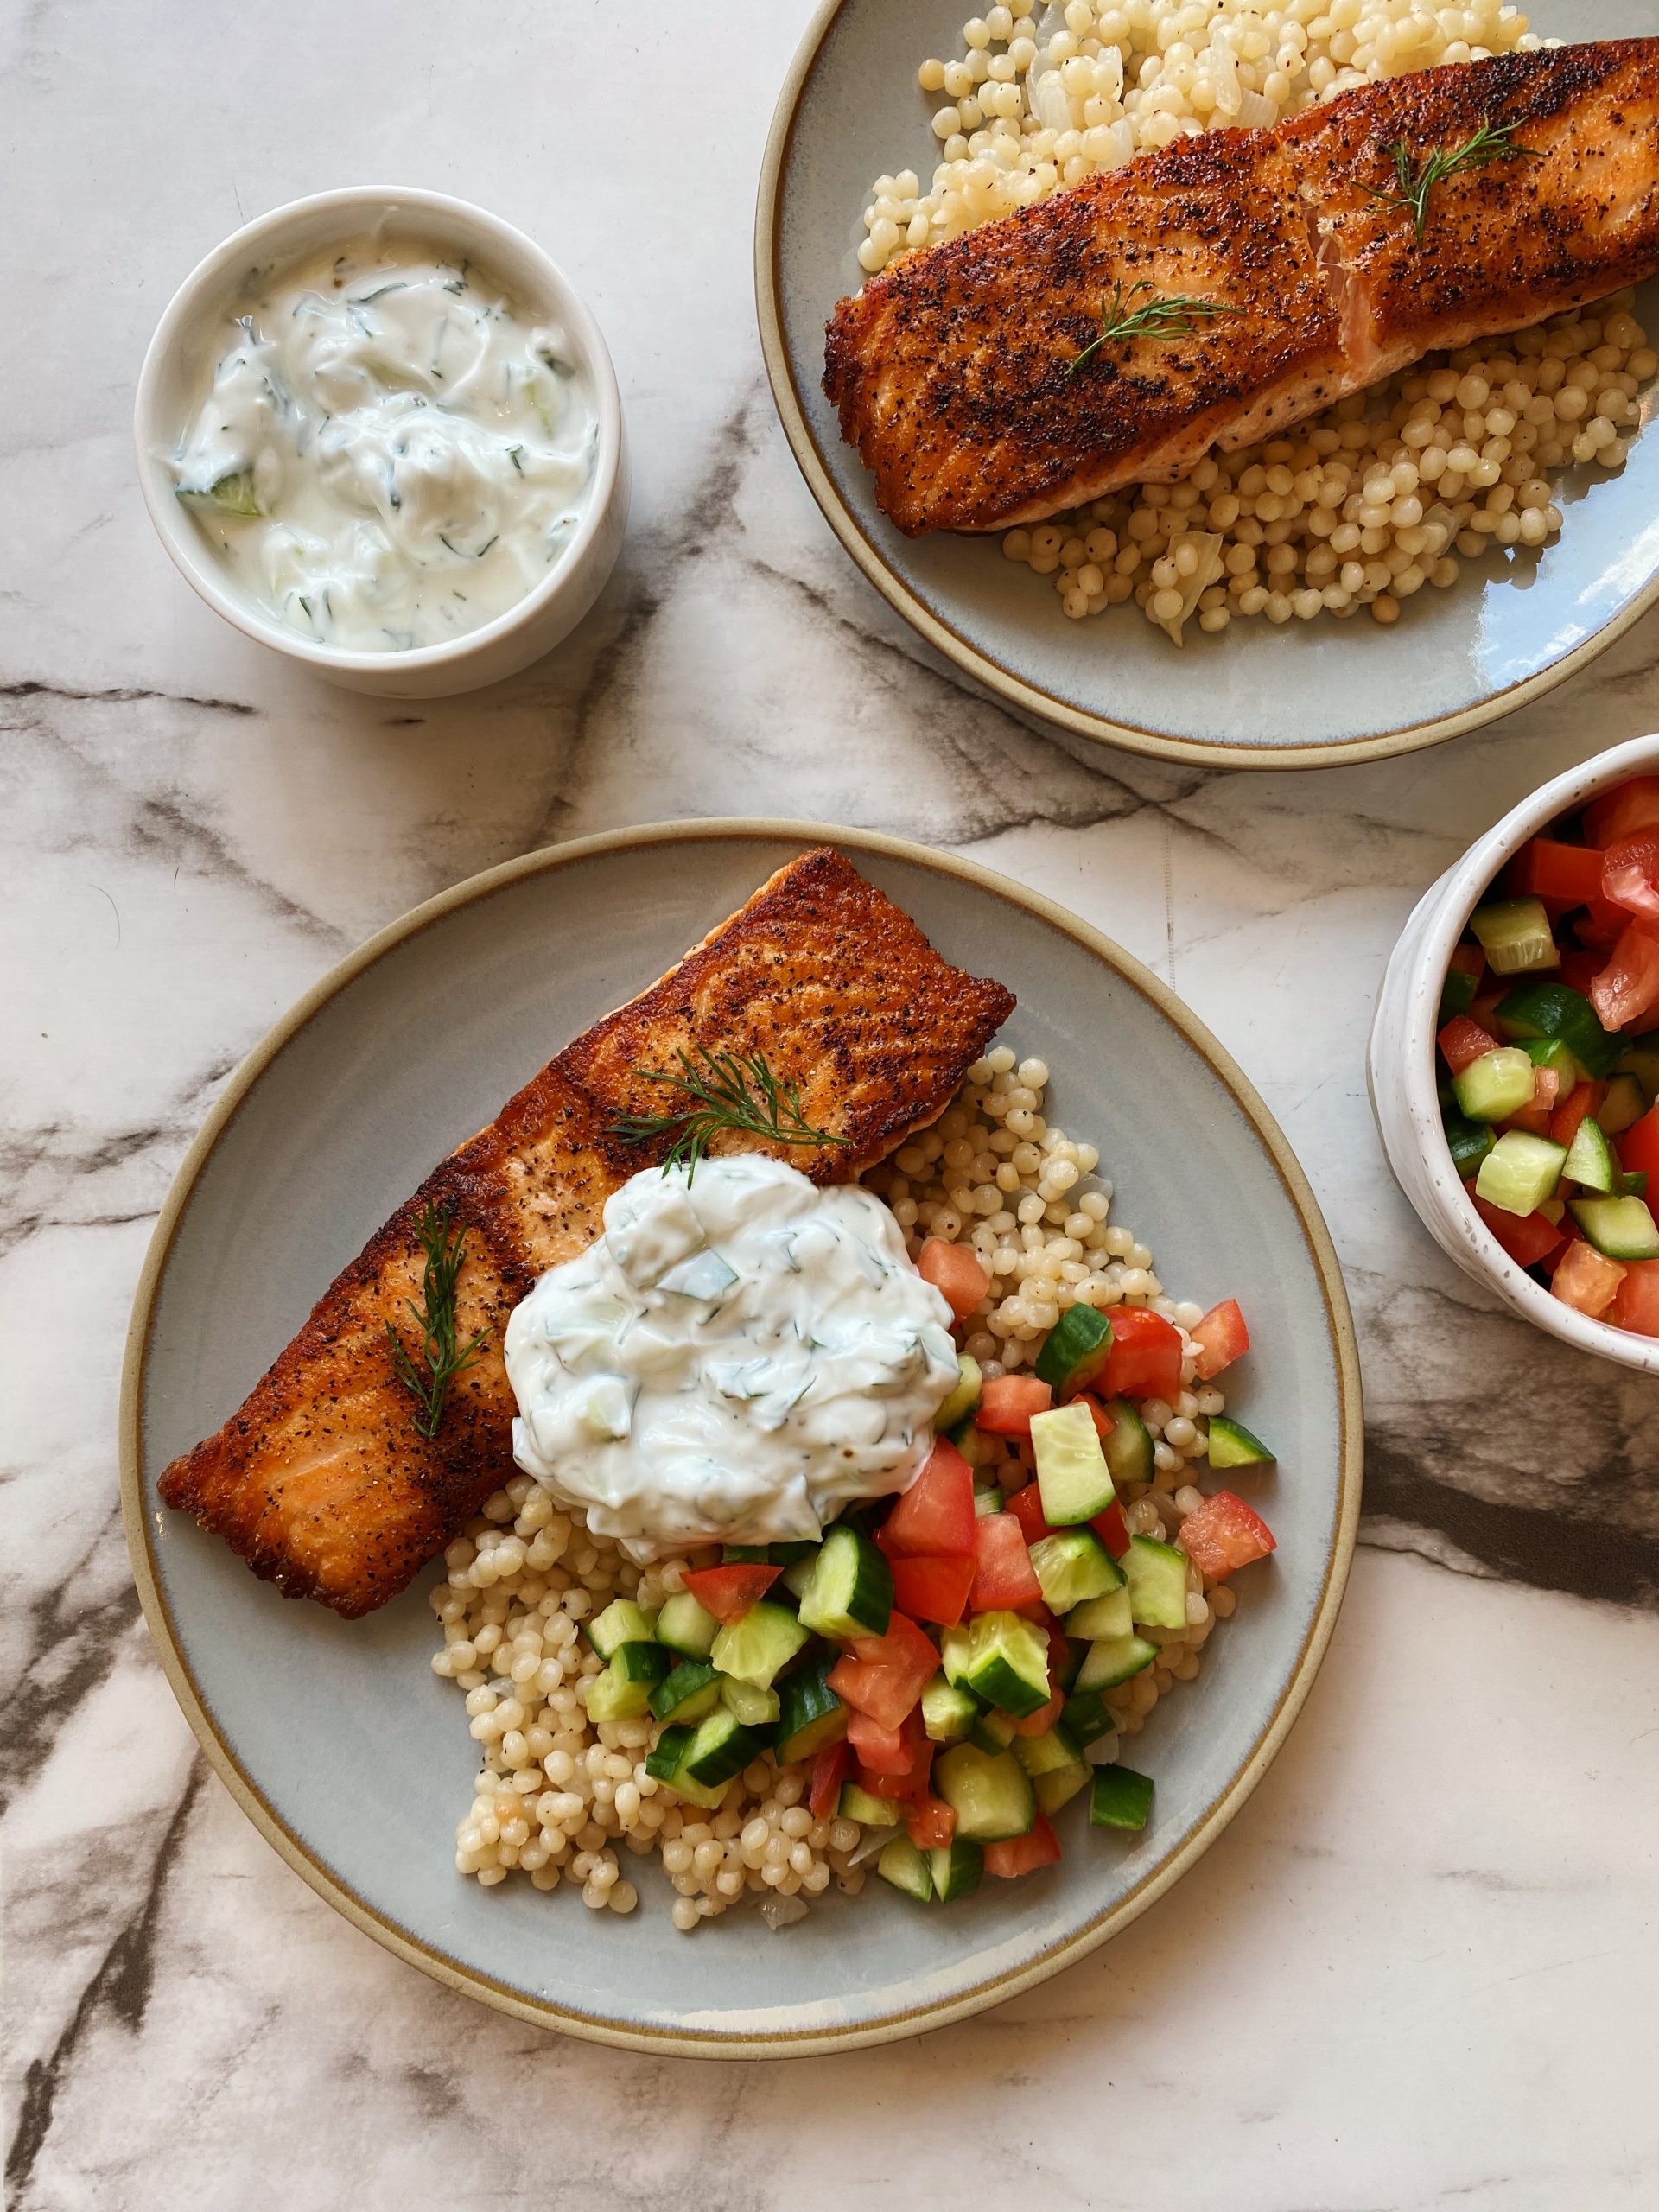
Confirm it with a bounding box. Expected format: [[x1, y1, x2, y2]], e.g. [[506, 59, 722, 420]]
[[168, 236, 596, 652], [504, 1155, 960, 1560]]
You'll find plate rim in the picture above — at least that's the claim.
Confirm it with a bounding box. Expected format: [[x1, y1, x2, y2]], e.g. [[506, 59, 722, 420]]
[[753, 0, 1659, 772], [120, 817, 1364, 2056]]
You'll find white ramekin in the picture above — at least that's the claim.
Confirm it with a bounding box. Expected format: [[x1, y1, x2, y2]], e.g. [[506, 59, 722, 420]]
[[1369, 732, 1659, 1376], [134, 188, 629, 699]]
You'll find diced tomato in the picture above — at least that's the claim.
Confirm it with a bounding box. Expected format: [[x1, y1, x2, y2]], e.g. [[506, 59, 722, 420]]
[[879, 1437, 976, 1559], [974, 1375, 1053, 1436], [680, 1561, 779, 1623], [1575, 893, 1632, 952], [1510, 836, 1606, 906], [1468, 1189, 1566, 1269], [857, 1758, 931, 1803], [1619, 1103, 1659, 1185], [829, 1611, 939, 1732], [1092, 1500, 1131, 1559], [1190, 1297, 1249, 1381], [905, 1795, 957, 1851], [916, 1236, 990, 1323], [1611, 1256, 1659, 1338], [970, 1512, 1043, 1610], [844, 1707, 912, 1775], [1550, 1238, 1627, 1319], [984, 1811, 1063, 1878], [1005, 1478, 1054, 1546], [1503, 1100, 1553, 1136], [1558, 949, 1605, 995], [1012, 1686, 1066, 1738], [1591, 923, 1659, 1033], [1178, 1491, 1276, 1580], [1448, 941, 1486, 983], [1470, 990, 1508, 1032], [808, 1739, 849, 1822], [1531, 1065, 1561, 1113], [1586, 774, 1659, 849], [1438, 1014, 1500, 1075], [1099, 1306, 1185, 1402], [1549, 1078, 1606, 1149], [1077, 1394, 1116, 1441], [887, 1552, 976, 1628]]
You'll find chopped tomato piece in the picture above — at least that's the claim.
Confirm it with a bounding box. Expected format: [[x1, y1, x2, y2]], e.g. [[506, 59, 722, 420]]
[[1005, 1478, 1054, 1546], [1468, 1189, 1566, 1269], [1077, 1394, 1116, 1441], [830, 1611, 939, 1731], [1437, 1014, 1499, 1075], [1586, 773, 1659, 849], [1611, 1256, 1659, 1338], [916, 1236, 990, 1322], [1510, 836, 1606, 906], [1550, 1238, 1626, 1319], [1099, 1306, 1185, 1402], [970, 1512, 1043, 1610], [1092, 1500, 1131, 1559], [856, 1759, 931, 1803], [984, 1811, 1063, 1878], [1531, 1065, 1561, 1114], [879, 1437, 976, 1559], [1575, 893, 1632, 952], [1190, 1297, 1249, 1381], [1619, 1103, 1659, 1185], [808, 1739, 849, 1822], [844, 1707, 912, 1775], [1549, 1078, 1606, 1149], [856, 1710, 931, 1799], [680, 1561, 779, 1623], [1012, 1686, 1067, 1738], [905, 1796, 957, 1851], [1591, 923, 1659, 1033], [1558, 949, 1604, 995], [974, 1375, 1053, 1436], [1448, 942, 1485, 983], [1503, 1100, 1554, 1136], [1178, 1491, 1276, 1580], [887, 1552, 976, 1628]]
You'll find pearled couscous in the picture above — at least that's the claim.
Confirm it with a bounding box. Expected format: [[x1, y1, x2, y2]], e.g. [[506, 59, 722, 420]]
[[434, 1045, 1246, 1925], [855, 2, 1656, 636]]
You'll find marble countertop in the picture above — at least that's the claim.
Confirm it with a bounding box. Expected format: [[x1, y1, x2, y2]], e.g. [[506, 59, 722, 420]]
[[4, 3, 1656, 2205]]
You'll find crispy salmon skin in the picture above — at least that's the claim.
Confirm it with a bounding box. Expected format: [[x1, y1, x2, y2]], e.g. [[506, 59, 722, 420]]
[[825, 41, 1659, 535], [159, 849, 1015, 1618]]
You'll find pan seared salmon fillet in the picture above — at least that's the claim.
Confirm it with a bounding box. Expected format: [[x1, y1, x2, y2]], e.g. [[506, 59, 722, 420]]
[[159, 849, 1015, 1618], [823, 41, 1659, 536]]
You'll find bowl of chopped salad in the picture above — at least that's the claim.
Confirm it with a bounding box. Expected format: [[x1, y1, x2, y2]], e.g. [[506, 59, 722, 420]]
[[1370, 734, 1659, 1371]]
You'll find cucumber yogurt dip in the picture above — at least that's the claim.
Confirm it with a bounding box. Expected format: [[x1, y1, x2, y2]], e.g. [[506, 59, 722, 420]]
[[167, 233, 597, 651]]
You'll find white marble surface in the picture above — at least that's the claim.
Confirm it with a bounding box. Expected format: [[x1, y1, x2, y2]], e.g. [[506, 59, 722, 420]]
[[4, 3, 1659, 2205]]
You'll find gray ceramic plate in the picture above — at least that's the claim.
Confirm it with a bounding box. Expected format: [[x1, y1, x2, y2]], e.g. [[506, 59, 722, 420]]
[[757, 1, 1659, 770], [122, 823, 1362, 2055]]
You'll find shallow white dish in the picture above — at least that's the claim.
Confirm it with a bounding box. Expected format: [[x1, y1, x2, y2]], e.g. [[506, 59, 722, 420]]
[[1370, 732, 1659, 1376], [134, 187, 628, 699]]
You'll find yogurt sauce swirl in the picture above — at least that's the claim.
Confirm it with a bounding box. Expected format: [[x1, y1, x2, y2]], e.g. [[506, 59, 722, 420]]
[[504, 1155, 960, 1560], [168, 235, 596, 651]]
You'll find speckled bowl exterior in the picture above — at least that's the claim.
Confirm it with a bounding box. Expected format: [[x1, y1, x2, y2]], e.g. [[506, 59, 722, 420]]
[[123, 823, 1361, 2055], [1370, 734, 1659, 1376], [756, 0, 1659, 768], [134, 187, 629, 699]]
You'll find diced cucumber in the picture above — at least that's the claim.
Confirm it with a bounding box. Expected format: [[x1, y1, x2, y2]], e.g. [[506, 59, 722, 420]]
[[1014, 1723, 1090, 1813], [773, 1654, 847, 1763], [180, 467, 262, 517], [586, 1599, 658, 1659], [781, 1554, 817, 1600], [649, 1657, 722, 1724], [1567, 1193, 1659, 1261], [1123, 1535, 1190, 1630], [797, 1524, 893, 1640], [1474, 1129, 1567, 1217], [1601, 1072, 1648, 1135], [1053, 1633, 1084, 1692], [934, 1743, 1036, 1842], [1065, 1585, 1132, 1641], [939, 1624, 974, 1688], [1452, 1046, 1537, 1124], [839, 1782, 902, 1826], [1616, 1030, 1659, 1105], [972, 1484, 1001, 1517], [682, 1708, 768, 1789], [1027, 1528, 1118, 1613], [1439, 965, 1478, 1020], [1031, 1400, 1116, 1524], [1033, 1302, 1114, 1397], [721, 1545, 772, 1563], [1522, 1036, 1579, 1085], [644, 1724, 694, 1783], [920, 1674, 980, 1745], [1098, 1398, 1153, 1487], [1033, 1760, 1090, 1815], [587, 1656, 659, 1724], [1497, 980, 1623, 1079], [655, 1590, 720, 1658], [960, 1610, 1052, 1718], [969, 1707, 1019, 1754], [929, 1838, 984, 1902], [711, 1601, 810, 1689], [1206, 1414, 1274, 1468], [1471, 897, 1558, 976], [1076, 1630, 1158, 1690], [719, 1676, 780, 1729], [1444, 1108, 1495, 1178], [1089, 1764, 1155, 1831], [935, 1352, 982, 1431], [611, 1642, 669, 1686], [1562, 1116, 1621, 1195], [1628, 1172, 1651, 1200], [876, 1833, 934, 1901], [1060, 1688, 1115, 1746]]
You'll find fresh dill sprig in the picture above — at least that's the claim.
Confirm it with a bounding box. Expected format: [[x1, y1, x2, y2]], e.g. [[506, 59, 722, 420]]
[[385, 1201, 490, 1440], [1362, 118, 1538, 243], [608, 1046, 849, 1180], [1068, 279, 1240, 372]]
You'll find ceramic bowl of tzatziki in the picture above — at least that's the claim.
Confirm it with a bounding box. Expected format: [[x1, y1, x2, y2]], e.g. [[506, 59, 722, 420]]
[[135, 187, 628, 697]]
